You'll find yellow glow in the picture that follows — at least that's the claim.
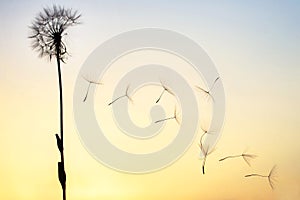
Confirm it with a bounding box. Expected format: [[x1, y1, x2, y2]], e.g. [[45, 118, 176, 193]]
[[1, 1, 300, 199]]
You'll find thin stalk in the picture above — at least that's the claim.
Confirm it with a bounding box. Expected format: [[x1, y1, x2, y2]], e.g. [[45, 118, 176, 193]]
[[83, 83, 91, 102], [155, 106, 179, 124], [108, 85, 132, 106], [219, 153, 257, 166], [108, 95, 126, 106], [202, 156, 207, 174], [245, 165, 277, 189], [245, 174, 267, 178], [56, 46, 66, 200], [199, 143, 209, 174], [219, 155, 241, 161], [156, 89, 166, 103], [82, 76, 102, 102], [155, 116, 175, 123]]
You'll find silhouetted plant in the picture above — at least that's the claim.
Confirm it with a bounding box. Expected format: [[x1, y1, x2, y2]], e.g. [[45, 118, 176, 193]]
[[29, 5, 81, 200]]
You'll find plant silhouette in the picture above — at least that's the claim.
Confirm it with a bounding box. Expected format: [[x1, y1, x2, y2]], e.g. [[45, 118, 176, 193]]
[[29, 5, 81, 200], [155, 80, 175, 103], [219, 151, 257, 167], [245, 165, 277, 189], [155, 106, 180, 124], [108, 84, 132, 105], [82, 76, 102, 102], [195, 77, 220, 102]]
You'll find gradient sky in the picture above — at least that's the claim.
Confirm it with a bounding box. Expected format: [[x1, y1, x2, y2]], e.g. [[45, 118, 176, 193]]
[[1, 0, 300, 199]]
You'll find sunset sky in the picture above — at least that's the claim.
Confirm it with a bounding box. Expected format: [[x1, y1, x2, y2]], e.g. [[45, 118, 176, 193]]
[[1, 0, 300, 200]]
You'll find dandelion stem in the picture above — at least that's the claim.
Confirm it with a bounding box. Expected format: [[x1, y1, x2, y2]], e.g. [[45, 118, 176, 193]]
[[56, 45, 66, 200], [29, 5, 81, 200]]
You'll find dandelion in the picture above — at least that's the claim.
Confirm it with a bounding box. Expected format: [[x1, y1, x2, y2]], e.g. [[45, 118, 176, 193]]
[[29, 5, 81, 200], [82, 76, 102, 102], [245, 165, 278, 189], [219, 151, 257, 167], [155, 106, 180, 124], [29, 5, 81, 62], [108, 84, 132, 105], [155, 80, 175, 103], [195, 77, 220, 102]]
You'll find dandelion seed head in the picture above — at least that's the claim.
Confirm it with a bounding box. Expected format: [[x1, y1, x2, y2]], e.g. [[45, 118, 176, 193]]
[[29, 5, 81, 62]]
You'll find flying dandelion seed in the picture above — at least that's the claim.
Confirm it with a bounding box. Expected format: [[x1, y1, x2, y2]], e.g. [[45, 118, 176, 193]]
[[245, 165, 278, 189], [154, 106, 180, 124], [198, 141, 211, 174], [219, 151, 257, 167], [200, 123, 216, 135], [155, 80, 175, 103], [199, 132, 207, 174], [198, 129, 215, 175], [195, 77, 220, 102], [108, 84, 132, 106], [72, 28, 226, 174], [82, 76, 102, 102]]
